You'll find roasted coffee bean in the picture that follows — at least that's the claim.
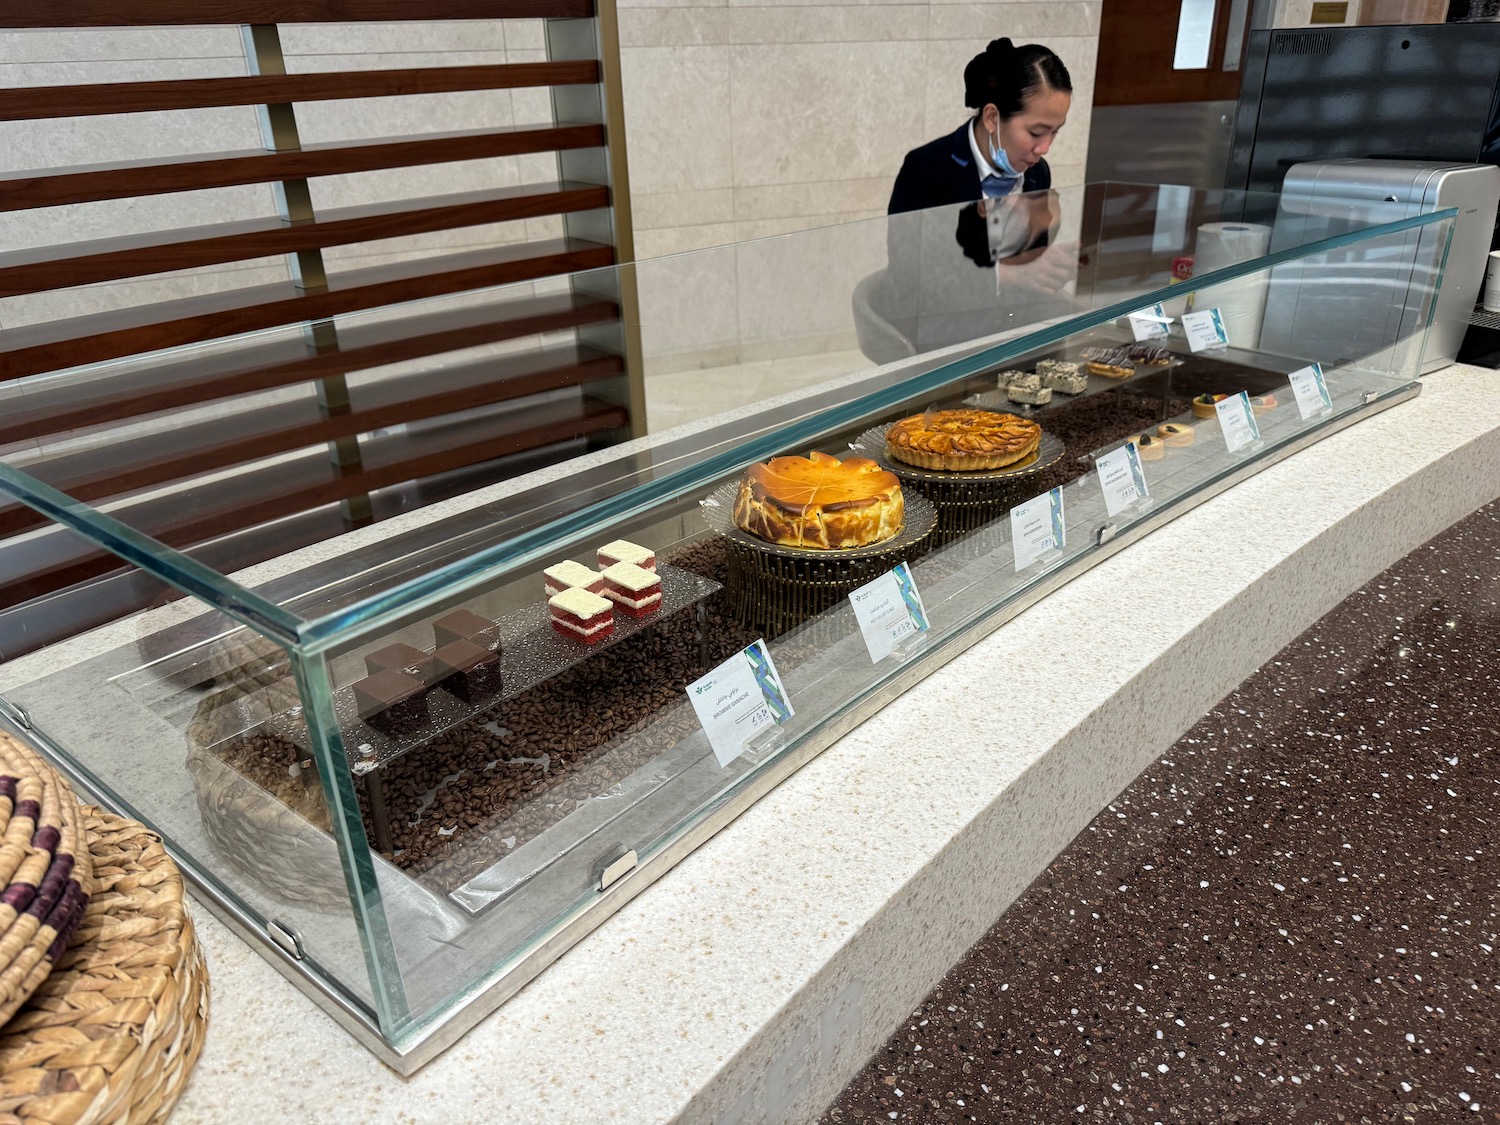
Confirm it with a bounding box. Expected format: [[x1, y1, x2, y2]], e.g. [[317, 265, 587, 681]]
[[215, 397, 1189, 891]]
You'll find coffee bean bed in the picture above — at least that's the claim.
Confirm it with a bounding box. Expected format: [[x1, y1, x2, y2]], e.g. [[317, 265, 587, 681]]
[[207, 390, 1188, 893]]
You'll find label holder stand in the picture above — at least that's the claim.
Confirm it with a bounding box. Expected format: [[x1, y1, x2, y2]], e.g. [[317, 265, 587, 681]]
[[888, 629, 933, 663], [740, 723, 787, 765], [1016, 545, 1069, 578]]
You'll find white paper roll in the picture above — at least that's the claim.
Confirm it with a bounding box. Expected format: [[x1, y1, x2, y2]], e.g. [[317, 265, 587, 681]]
[[1483, 249, 1500, 313], [1192, 221, 1273, 350]]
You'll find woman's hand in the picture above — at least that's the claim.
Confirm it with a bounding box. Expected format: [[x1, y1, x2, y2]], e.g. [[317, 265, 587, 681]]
[[996, 239, 1081, 294]]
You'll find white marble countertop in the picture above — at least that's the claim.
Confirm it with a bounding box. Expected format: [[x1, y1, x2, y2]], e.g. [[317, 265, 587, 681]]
[[31, 365, 1500, 1124]]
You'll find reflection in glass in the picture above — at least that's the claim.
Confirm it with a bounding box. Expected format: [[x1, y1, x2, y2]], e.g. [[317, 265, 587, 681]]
[[0, 185, 1458, 1063], [1174, 0, 1218, 69]]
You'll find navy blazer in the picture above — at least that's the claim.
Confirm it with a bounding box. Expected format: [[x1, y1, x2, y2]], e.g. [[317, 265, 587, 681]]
[[887, 120, 1051, 215]]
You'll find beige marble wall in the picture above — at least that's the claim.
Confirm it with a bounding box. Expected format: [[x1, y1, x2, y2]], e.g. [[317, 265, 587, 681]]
[[618, 2, 1101, 389], [1, 14, 1100, 418], [620, 1, 1100, 260]]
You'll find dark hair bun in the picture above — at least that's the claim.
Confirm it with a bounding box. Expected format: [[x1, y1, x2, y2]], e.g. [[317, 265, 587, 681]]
[[963, 38, 1073, 116]]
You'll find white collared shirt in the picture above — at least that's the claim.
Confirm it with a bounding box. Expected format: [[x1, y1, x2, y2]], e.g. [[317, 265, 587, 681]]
[[985, 196, 1031, 259], [967, 118, 1001, 181], [967, 117, 1022, 199]]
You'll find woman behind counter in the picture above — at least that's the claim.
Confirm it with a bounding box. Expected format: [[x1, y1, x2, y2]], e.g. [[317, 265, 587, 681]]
[[888, 38, 1071, 216]]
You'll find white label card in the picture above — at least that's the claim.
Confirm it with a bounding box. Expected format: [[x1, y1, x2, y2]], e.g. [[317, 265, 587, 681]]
[[688, 639, 794, 768], [1010, 487, 1066, 571], [1182, 307, 1229, 352], [849, 562, 930, 664], [1215, 390, 1261, 453], [1096, 441, 1151, 517], [1288, 362, 1334, 420], [1128, 303, 1170, 341]]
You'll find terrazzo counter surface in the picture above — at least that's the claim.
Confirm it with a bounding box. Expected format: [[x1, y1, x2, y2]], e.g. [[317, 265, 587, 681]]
[[47, 364, 1500, 1122], [822, 498, 1499, 1124]]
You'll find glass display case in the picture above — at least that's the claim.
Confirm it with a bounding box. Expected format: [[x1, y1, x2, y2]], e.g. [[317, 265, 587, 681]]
[[0, 182, 1457, 1071]]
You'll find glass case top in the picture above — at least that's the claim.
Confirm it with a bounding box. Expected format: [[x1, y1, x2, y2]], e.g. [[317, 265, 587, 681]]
[[0, 182, 1456, 651]]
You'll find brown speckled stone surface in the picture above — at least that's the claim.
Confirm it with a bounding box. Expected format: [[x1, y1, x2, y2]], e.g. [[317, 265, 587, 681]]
[[821, 500, 1499, 1124]]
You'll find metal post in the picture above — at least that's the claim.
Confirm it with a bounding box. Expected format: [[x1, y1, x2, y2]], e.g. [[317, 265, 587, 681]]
[[242, 24, 373, 529]]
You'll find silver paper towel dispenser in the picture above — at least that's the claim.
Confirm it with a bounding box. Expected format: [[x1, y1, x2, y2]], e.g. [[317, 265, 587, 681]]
[[1259, 159, 1500, 374]]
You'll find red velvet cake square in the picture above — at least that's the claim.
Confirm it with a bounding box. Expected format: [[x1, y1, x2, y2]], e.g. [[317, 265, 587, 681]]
[[600, 561, 662, 618], [543, 560, 604, 598], [596, 539, 655, 572], [548, 587, 614, 644]]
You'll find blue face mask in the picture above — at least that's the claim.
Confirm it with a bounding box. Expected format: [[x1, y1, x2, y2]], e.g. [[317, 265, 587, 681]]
[[988, 127, 1023, 179]]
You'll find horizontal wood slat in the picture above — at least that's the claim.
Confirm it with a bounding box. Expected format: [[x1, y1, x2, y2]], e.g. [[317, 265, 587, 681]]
[[0, 4, 636, 643], [0, 397, 628, 609], [0, 62, 602, 122], [0, 292, 619, 446], [0, 182, 610, 296], [0, 124, 605, 213], [0, 344, 623, 537], [0, 238, 616, 381], [0, 1, 595, 27]]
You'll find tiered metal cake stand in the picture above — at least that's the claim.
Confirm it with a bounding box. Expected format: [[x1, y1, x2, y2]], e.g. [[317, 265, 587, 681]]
[[702, 484, 937, 636], [850, 425, 1065, 545]]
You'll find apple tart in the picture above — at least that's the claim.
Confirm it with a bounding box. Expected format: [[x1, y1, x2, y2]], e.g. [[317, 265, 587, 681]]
[[885, 409, 1042, 472]]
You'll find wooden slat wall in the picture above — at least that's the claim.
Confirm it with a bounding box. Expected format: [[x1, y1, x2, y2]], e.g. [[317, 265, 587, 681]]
[[0, 2, 639, 659], [0, 2, 597, 26], [0, 62, 603, 120], [0, 125, 608, 212]]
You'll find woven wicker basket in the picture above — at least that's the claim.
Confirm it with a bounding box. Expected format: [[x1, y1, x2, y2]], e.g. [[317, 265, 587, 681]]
[[184, 682, 349, 911], [0, 734, 94, 1028], [0, 808, 209, 1125], [185, 741, 348, 910]]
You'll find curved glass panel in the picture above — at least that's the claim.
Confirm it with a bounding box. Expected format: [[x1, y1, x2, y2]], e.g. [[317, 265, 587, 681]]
[[0, 183, 1458, 1060], [0, 184, 1456, 647]]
